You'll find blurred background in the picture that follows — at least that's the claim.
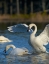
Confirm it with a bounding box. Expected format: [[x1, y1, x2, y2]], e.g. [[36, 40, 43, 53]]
[[0, 0, 49, 29]]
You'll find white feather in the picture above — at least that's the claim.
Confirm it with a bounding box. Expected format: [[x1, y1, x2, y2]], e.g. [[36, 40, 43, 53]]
[[28, 23, 49, 53]]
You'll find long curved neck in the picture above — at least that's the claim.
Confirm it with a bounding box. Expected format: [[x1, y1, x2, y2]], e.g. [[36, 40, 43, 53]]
[[9, 45, 16, 49], [29, 24, 37, 35], [6, 45, 16, 51]]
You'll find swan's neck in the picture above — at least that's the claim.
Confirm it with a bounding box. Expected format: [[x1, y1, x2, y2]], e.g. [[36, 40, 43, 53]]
[[29, 24, 37, 35], [6, 45, 16, 51], [9, 45, 16, 49]]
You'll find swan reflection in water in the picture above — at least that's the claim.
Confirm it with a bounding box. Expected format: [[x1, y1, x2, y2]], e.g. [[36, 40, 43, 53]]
[[28, 23, 49, 53], [30, 53, 49, 64], [4, 52, 49, 64]]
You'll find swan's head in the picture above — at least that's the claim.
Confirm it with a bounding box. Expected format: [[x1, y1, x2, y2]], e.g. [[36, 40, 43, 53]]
[[22, 50, 29, 55], [27, 24, 35, 32], [21, 48, 31, 55], [4, 44, 16, 53], [23, 48, 29, 53]]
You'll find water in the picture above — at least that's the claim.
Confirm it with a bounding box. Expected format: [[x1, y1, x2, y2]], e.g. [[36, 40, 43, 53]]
[[0, 29, 49, 64]]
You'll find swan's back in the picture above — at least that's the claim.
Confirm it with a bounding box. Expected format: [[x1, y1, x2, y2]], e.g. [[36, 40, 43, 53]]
[[8, 47, 29, 55], [0, 36, 12, 43]]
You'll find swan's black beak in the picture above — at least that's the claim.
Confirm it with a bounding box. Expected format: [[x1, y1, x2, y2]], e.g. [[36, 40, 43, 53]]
[[3, 49, 6, 53], [27, 27, 30, 32]]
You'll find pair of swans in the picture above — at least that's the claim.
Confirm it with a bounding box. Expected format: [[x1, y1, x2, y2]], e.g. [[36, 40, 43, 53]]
[[28, 23, 49, 53], [0, 36, 12, 43], [2, 24, 32, 55], [5, 24, 49, 55], [4, 44, 31, 55]]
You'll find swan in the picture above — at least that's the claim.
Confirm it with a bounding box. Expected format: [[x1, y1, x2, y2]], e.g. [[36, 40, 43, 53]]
[[28, 23, 49, 53], [0, 36, 12, 43], [7, 24, 33, 33], [4, 44, 31, 55]]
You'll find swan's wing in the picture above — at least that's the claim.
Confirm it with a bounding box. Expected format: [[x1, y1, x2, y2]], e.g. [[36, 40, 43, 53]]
[[7, 24, 33, 33], [38, 24, 49, 45], [14, 24, 28, 32], [7, 26, 14, 32]]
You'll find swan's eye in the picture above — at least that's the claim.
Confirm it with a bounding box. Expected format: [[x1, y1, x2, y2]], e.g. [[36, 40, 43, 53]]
[[25, 51, 27, 52]]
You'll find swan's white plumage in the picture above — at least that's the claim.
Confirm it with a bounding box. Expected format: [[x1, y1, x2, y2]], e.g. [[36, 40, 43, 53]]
[[4, 44, 30, 55], [0, 36, 12, 43], [37, 24, 49, 45], [7, 24, 33, 33], [28, 23, 49, 53]]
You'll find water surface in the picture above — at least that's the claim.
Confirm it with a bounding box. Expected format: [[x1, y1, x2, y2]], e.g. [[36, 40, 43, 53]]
[[0, 27, 49, 64]]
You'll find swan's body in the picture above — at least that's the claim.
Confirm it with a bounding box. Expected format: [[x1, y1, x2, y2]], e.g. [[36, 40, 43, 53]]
[[28, 23, 49, 53], [0, 36, 12, 43], [4, 44, 30, 55], [7, 24, 33, 33]]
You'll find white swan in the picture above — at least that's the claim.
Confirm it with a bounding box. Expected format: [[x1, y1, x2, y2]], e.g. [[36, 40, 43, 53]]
[[4, 44, 30, 55], [7, 24, 33, 33], [28, 23, 49, 53], [0, 36, 12, 43]]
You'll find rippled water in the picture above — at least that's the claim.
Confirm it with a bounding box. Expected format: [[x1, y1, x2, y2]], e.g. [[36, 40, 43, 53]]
[[0, 30, 49, 64]]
